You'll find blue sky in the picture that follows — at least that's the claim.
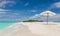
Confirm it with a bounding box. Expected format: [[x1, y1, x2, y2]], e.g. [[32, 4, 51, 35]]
[[0, 0, 60, 22]]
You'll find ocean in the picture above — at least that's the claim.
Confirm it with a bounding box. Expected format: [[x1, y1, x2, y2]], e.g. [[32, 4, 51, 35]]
[[0, 22, 16, 29]]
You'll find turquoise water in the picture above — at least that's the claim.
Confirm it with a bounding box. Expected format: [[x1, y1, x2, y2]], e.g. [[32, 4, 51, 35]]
[[0, 22, 16, 29]]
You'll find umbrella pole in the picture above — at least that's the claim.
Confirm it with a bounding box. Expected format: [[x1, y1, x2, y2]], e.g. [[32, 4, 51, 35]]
[[47, 14, 49, 25]]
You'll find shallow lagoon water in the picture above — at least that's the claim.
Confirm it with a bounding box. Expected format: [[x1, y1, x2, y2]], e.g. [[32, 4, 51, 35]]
[[0, 22, 16, 29]]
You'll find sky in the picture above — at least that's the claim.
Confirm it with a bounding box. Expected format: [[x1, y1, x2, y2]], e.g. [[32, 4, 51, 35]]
[[0, 0, 60, 22]]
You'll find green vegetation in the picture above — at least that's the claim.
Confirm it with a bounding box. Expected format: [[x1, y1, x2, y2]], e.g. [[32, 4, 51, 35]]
[[23, 20, 43, 22]]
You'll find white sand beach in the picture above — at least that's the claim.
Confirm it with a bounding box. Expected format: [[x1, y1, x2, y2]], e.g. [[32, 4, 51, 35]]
[[0, 22, 60, 36]]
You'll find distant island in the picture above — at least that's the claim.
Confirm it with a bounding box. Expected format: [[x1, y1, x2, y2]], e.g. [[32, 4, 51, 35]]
[[23, 20, 43, 22]]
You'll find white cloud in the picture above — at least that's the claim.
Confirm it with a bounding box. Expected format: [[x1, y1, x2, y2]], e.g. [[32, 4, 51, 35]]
[[29, 14, 40, 19], [53, 2, 60, 8], [0, 9, 9, 14], [0, 9, 9, 11], [31, 10, 37, 12], [27, 10, 37, 12], [0, 9, 27, 22], [0, 0, 16, 8], [0, 9, 10, 17], [47, 2, 60, 10], [0, 12, 6, 14], [24, 2, 29, 6], [49, 14, 60, 18], [49, 2, 60, 9], [13, 13, 20, 15]]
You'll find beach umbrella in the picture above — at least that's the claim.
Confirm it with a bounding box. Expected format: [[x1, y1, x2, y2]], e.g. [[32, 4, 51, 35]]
[[40, 11, 56, 25]]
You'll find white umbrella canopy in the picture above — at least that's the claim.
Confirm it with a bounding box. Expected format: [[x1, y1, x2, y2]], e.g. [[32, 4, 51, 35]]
[[40, 11, 56, 16], [40, 11, 56, 25]]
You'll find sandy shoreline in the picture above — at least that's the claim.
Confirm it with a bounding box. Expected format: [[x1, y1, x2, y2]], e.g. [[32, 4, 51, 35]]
[[0, 22, 60, 36]]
